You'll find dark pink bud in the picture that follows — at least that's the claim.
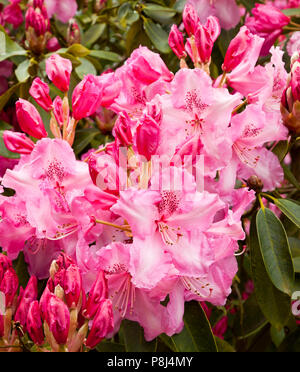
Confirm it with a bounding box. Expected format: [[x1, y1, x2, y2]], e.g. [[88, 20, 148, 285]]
[[16, 99, 47, 139], [0, 267, 18, 308], [84, 270, 108, 320], [46, 54, 72, 92], [205, 16, 221, 43], [27, 301, 44, 346], [222, 26, 254, 73], [39, 282, 53, 323], [47, 295, 70, 345], [64, 264, 82, 309], [0, 254, 12, 283], [29, 78, 53, 112], [183, 4, 200, 37], [136, 116, 160, 161], [251, 4, 290, 32], [15, 276, 38, 329], [3, 131, 35, 155], [85, 299, 114, 349], [168, 25, 186, 59], [72, 75, 103, 120], [113, 113, 133, 147], [46, 37, 60, 52], [195, 25, 214, 64]]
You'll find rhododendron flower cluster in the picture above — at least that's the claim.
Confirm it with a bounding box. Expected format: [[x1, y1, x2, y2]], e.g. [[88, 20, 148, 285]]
[[0, 2, 291, 344]]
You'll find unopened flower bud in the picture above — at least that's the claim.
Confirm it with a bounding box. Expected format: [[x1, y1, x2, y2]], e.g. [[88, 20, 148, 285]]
[[0, 267, 18, 308], [16, 99, 47, 139], [72, 75, 103, 120], [246, 175, 264, 193], [85, 299, 114, 349], [168, 25, 186, 59], [113, 113, 133, 147], [27, 301, 44, 345], [136, 115, 160, 161], [46, 37, 61, 52], [205, 16, 221, 43], [3, 131, 35, 155], [46, 54, 72, 93], [29, 78, 53, 112], [0, 254, 13, 283], [67, 19, 81, 45], [84, 270, 108, 320], [64, 264, 82, 309], [182, 4, 200, 37], [223, 27, 254, 73], [195, 25, 213, 64], [47, 295, 70, 345]]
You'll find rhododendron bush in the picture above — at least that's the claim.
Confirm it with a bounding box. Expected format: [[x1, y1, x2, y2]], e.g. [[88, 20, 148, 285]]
[[0, 0, 300, 354]]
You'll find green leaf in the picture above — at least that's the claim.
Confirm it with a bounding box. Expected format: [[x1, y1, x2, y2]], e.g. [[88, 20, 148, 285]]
[[143, 18, 171, 54], [250, 216, 291, 329], [143, 4, 176, 24], [96, 341, 126, 352], [273, 140, 289, 162], [122, 320, 157, 352], [0, 83, 21, 111], [67, 44, 90, 58], [89, 50, 122, 62], [83, 23, 106, 48], [15, 59, 31, 82], [73, 128, 100, 155], [293, 257, 300, 273], [256, 208, 295, 295], [274, 198, 300, 228], [233, 294, 268, 339], [215, 337, 235, 352], [0, 130, 20, 159], [75, 58, 97, 80], [171, 302, 218, 352], [281, 162, 300, 190], [282, 7, 300, 16], [0, 27, 27, 62], [289, 237, 300, 258]]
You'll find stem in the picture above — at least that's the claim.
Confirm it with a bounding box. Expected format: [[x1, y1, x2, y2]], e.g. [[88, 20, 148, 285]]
[[232, 99, 248, 114], [218, 71, 227, 88], [258, 194, 265, 211], [95, 219, 131, 232]]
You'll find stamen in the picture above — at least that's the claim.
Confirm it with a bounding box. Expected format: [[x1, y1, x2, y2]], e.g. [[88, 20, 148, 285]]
[[181, 277, 213, 298], [95, 219, 132, 233], [110, 274, 136, 318]]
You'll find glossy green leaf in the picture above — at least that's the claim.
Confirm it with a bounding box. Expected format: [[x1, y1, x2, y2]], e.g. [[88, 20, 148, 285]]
[[75, 58, 97, 80], [233, 294, 268, 339], [256, 208, 295, 295], [293, 257, 300, 273], [15, 59, 31, 82], [281, 162, 300, 190], [96, 341, 126, 352], [274, 198, 300, 228], [143, 4, 177, 24], [171, 302, 218, 352], [67, 44, 90, 58], [282, 7, 300, 16], [122, 320, 157, 352], [215, 337, 235, 352], [143, 18, 171, 54], [83, 23, 106, 48], [250, 216, 291, 329], [273, 140, 289, 162], [0, 83, 22, 111], [0, 28, 27, 62], [89, 50, 122, 62], [289, 237, 300, 258], [73, 128, 100, 155]]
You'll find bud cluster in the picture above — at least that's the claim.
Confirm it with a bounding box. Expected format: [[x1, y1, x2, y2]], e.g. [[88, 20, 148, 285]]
[[0, 253, 114, 352]]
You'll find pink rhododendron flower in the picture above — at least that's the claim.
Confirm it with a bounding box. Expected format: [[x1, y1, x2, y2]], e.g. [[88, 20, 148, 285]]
[[45, 0, 78, 23], [186, 0, 241, 30]]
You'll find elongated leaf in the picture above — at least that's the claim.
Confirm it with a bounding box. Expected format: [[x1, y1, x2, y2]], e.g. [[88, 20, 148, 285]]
[[282, 7, 300, 16], [143, 18, 171, 54], [274, 198, 300, 228], [83, 23, 106, 48], [67, 44, 90, 58], [15, 59, 30, 82], [256, 208, 295, 295], [281, 162, 300, 190], [234, 294, 268, 339], [293, 257, 300, 273], [273, 140, 289, 162], [89, 50, 122, 62], [75, 58, 97, 80], [250, 216, 291, 329], [289, 237, 300, 257], [73, 128, 100, 155], [215, 337, 235, 352], [171, 301, 218, 352], [122, 320, 157, 352], [143, 4, 176, 24], [0, 28, 27, 62]]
